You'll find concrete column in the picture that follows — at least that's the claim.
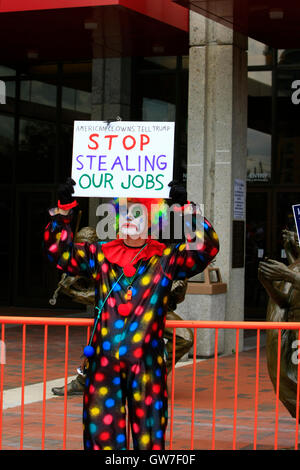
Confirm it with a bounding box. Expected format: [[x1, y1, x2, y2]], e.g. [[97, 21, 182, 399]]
[[88, 57, 132, 228], [186, 12, 248, 354]]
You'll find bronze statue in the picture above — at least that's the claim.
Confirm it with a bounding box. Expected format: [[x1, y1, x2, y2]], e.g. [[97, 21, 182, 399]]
[[258, 229, 300, 420], [50, 226, 194, 395]]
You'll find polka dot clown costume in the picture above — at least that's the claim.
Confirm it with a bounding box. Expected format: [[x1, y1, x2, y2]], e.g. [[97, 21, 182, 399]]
[[44, 178, 219, 450]]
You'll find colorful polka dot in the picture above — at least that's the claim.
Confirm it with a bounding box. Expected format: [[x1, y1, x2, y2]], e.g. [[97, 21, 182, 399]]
[[145, 395, 153, 405], [103, 414, 113, 425], [136, 408, 144, 418], [101, 263, 109, 273], [129, 321, 138, 332], [141, 434, 150, 445], [90, 407, 100, 416], [133, 348, 143, 358], [141, 275, 151, 286], [132, 333, 142, 343], [100, 357, 109, 367], [114, 319, 124, 329], [133, 423, 140, 434], [89, 423, 97, 434], [105, 398, 115, 408], [119, 345, 127, 356], [143, 311, 153, 323], [135, 306, 144, 316], [99, 387, 108, 396], [102, 341, 111, 351], [62, 251, 70, 260]]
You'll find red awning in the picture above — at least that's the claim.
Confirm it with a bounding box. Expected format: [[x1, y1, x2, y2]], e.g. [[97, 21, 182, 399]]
[[174, 0, 300, 48], [0, 1, 188, 62], [0, 0, 188, 32]]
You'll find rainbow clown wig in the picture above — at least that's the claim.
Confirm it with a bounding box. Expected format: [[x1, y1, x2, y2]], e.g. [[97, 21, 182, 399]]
[[113, 197, 169, 238]]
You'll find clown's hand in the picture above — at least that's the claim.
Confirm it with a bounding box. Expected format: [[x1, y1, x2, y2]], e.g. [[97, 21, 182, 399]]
[[168, 180, 187, 207], [50, 178, 78, 216], [58, 178, 77, 205]]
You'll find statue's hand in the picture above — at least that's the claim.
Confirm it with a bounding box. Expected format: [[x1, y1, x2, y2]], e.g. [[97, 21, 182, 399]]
[[282, 229, 296, 244], [282, 229, 299, 249], [259, 259, 293, 282], [258, 262, 272, 285]]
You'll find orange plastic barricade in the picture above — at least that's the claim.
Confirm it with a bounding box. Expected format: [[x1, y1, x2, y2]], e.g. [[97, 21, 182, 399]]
[[0, 317, 300, 450]]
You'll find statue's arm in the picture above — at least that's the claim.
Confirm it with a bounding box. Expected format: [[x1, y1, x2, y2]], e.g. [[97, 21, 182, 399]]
[[259, 259, 300, 294], [258, 273, 290, 309], [282, 230, 299, 265], [283, 242, 297, 265]]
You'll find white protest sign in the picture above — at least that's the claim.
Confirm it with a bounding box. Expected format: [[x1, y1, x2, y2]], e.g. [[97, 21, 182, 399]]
[[71, 121, 175, 198]]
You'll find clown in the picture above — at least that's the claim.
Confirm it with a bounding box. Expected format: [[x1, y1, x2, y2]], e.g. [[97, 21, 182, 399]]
[[44, 178, 219, 450], [119, 199, 149, 238]]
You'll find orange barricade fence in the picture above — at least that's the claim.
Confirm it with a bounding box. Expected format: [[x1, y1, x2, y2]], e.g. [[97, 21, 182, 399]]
[[0, 317, 300, 450]]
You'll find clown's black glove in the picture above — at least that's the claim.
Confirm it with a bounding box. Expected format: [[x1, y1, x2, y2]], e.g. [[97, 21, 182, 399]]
[[168, 180, 188, 207], [57, 178, 78, 210]]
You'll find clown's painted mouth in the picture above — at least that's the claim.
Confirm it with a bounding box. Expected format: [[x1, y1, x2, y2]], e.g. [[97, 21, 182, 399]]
[[121, 223, 138, 230]]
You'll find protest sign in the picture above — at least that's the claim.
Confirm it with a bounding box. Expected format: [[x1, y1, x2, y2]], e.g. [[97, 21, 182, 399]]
[[71, 121, 175, 198]]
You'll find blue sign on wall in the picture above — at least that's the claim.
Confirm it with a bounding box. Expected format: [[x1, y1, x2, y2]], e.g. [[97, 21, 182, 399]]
[[292, 204, 300, 243]]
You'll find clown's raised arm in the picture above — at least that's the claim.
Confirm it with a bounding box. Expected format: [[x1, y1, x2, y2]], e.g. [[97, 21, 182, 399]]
[[44, 178, 104, 281], [162, 181, 219, 280]]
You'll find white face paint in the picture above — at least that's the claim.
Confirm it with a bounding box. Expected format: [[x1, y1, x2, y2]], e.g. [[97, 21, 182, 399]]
[[119, 202, 148, 239]]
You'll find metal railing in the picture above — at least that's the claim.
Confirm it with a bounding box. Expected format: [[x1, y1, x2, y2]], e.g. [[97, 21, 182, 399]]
[[0, 316, 300, 450]]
